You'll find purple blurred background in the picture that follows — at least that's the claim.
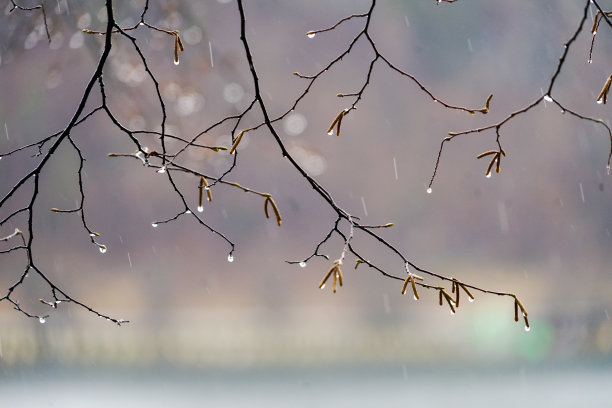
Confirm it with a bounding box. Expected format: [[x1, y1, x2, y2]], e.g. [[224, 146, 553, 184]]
[[0, 0, 611, 405]]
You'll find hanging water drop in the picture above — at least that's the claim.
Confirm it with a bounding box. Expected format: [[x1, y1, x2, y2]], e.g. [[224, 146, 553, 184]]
[[39, 317, 46, 324], [426, 187, 432, 194], [413, 295, 418, 301], [524, 325, 531, 332], [306, 31, 316, 39], [597, 99, 604, 104], [197, 205, 204, 213], [320, 284, 326, 289], [227, 254, 234, 263], [174, 60, 180, 66], [99, 245, 107, 254], [606, 164, 610, 175], [327, 131, 333, 136], [543, 95, 553, 103], [468, 297, 474, 303], [588, 58, 593, 64], [151, 223, 158, 228], [486, 173, 492, 179], [299, 261, 307, 268], [157, 166, 166, 174], [185, 210, 192, 214]]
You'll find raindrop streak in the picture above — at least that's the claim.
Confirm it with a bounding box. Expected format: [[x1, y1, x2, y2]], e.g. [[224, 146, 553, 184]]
[[426, 187, 432, 194], [383, 293, 391, 314], [151, 223, 158, 228], [497, 201, 509, 234], [39, 317, 46, 324], [467, 38, 473, 53], [127, 252, 132, 269], [197, 205, 204, 213], [4, 123, 8, 140], [227, 254, 234, 263], [393, 157, 398, 180], [579, 182, 585, 203], [208, 41, 214, 68], [299, 261, 307, 268], [360, 196, 368, 217]]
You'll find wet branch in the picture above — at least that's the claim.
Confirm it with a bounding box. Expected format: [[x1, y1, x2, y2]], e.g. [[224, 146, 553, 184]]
[[2, 0, 609, 330]]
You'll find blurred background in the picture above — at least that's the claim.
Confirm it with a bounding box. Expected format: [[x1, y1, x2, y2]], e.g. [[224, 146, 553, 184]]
[[1, 0, 611, 406]]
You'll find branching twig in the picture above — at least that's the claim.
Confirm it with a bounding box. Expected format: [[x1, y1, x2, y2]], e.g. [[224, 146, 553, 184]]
[[3, 0, 608, 331]]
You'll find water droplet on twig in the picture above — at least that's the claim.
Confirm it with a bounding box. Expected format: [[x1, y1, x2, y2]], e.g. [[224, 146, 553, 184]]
[[39, 317, 46, 324], [426, 187, 432, 194], [151, 223, 158, 228], [299, 261, 307, 268], [197, 205, 204, 213], [227, 254, 234, 263], [543, 95, 553, 103]]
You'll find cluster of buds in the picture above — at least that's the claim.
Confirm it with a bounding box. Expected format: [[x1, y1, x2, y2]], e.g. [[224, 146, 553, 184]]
[[327, 109, 349, 136], [229, 130, 246, 154], [476, 94, 493, 114], [263, 194, 282, 226], [198, 176, 212, 211], [476, 148, 506, 177], [319, 260, 344, 293], [173, 30, 184, 65], [514, 295, 530, 331], [596, 75, 612, 105], [401, 271, 423, 300]]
